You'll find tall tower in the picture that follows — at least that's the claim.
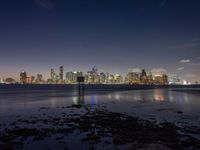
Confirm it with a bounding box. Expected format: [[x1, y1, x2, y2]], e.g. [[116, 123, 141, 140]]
[[59, 66, 64, 82], [51, 68, 54, 80], [20, 71, 27, 84]]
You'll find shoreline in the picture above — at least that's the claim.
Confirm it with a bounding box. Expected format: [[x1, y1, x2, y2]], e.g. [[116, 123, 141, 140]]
[[0, 105, 200, 150], [1, 83, 200, 90]]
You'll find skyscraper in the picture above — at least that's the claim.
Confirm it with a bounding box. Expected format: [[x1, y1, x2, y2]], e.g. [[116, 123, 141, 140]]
[[59, 66, 64, 82], [66, 72, 74, 83], [100, 72, 106, 84], [20, 71, 27, 84], [51, 69, 55, 80], [36, 74, 43, 83]]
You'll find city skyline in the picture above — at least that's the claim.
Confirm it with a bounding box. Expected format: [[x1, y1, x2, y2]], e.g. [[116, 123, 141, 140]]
[[0, 65, 195, 85], [0, 0, 200, 82]]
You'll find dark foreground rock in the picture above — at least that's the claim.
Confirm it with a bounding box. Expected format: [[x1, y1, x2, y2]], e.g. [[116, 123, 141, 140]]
[[0, 106, 199, 150]]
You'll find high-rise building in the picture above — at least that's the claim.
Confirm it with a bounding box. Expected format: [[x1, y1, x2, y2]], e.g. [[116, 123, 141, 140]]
[[66, 71, 83, 83], [147, 72, 153, 84], [100, 72, 106, 84], [72, 71, 82, 83], [154, 74, 168, 85], [140, 69, 147, 84], [86, 71, 93, 84], [20, 71, 27, 84], [59, 66, 64, 82], [66, 72, 74, 83], [85, 67, 99, 84], [106, 72, 109, 83], [108, 74, 115, 83], [36, 74, 43, 83], [51, 69, 55, 80], [126, 72, 140, 84], [26, 76, 35, 84], [162, 74, 168, 85], [50, 68, 58, 83], [167, 74, 181, 85], [114, 74, 123, 83]]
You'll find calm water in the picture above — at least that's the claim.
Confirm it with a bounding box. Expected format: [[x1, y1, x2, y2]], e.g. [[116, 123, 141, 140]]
[[0, 85, 200, 149], [0, 86, 200, 127]]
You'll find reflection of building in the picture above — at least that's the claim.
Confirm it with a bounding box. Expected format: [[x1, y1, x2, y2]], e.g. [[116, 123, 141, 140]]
[[20, 71, 27, 84], [153, 89, 165, 102]]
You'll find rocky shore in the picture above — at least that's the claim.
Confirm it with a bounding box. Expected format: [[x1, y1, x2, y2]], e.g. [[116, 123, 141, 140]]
[[0, 104, 199, 150]]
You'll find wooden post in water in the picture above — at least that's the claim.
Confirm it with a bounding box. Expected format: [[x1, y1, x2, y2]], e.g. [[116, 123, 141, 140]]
[[77, 76, 85, 95]]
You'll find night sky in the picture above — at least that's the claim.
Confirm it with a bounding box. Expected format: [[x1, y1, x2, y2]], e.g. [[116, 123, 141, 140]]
[[0, 0, 200, 82]]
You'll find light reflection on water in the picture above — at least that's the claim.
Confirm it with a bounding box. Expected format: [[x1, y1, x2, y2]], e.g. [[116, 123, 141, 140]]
[[0, 89, 200, 125], [153, 89, 165, 102]]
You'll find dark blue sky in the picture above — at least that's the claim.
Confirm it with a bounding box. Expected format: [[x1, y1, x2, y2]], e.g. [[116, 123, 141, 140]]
[[0, 0, 200, 82]]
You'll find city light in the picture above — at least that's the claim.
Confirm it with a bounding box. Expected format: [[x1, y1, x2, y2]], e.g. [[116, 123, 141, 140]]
[[0, 66, 194, 85]]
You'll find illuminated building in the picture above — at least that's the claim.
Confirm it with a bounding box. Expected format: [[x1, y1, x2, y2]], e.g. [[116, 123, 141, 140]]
[[85, 66, 99, 84], [0, 78, 5, 84], [4, 78, 16, 84], [59, 66, 64, 82], [147, 72, 153, 84], [50, 68, 58, 83], [36, 74, 43, 83], [154, 74, 168, 85], [126, 72, 140, 84], [106, 72, 109, 83], [73, 71, 83, 83], [66, 71, 83, 83], [167, 74, 181, 85], [85, 71, 94, 84], [66, 72, 74, 83], [162, 74, 168, 85], [20, 71, 27, 84], [100, 72, 106, 84], [26, 76, 35, 84], [94, 75, 100, 84], [51, 68, 54, 79], [108, 74, 115, 83], [140, 69, 147, 84], [114, 74, 123, 83]]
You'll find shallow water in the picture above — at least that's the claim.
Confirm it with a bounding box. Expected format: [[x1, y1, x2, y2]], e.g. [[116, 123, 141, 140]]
[[0, 87, 200, 126], [0, 86, 200, 149]]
